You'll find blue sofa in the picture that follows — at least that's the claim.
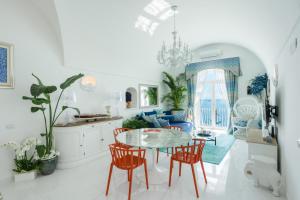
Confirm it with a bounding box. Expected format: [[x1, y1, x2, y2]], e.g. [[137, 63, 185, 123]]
[[138, 110, 193, 133]]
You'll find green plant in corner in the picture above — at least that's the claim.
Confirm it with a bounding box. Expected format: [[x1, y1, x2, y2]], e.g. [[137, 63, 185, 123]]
[[22, 73, 84, 161], [162, 71, 187, 110]]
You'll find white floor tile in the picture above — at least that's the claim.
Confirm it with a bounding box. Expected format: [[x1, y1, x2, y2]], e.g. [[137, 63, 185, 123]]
[[0, 140, 285, 200]]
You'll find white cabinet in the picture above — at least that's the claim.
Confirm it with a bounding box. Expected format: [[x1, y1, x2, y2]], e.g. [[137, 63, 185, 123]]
[[54, 118, 122, 169]]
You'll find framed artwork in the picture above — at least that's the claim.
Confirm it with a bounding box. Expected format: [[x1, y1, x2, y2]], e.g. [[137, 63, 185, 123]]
[[0, 42, 14, 88]]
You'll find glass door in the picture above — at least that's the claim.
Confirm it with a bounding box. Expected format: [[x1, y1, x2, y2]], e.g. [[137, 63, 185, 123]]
[[197, 69, 229, 130]]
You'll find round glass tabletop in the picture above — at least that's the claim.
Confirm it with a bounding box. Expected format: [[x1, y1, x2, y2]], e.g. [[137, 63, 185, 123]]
[[116, 128, 192, 148]]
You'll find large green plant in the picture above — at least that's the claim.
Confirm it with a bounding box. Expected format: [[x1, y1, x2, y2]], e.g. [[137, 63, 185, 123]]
[[23, 73, 84, 159], [162, 72, 187, 110]]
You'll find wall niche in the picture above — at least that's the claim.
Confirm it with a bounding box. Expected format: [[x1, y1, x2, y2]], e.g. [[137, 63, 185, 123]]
[[125, 87, 137, 109]]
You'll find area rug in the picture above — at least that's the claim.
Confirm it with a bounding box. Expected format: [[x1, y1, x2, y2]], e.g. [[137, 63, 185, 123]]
[[202, 134, 235, 165], [159, 134, 235, 165]]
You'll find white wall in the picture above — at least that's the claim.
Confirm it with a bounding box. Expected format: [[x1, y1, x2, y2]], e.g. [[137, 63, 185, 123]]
[[276, 17, 300, 200], [0, 0, 162, 181], [176, 43, 266, 99]]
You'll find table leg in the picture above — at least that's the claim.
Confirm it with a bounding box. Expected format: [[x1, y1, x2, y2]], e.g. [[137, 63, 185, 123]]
[[138, 148, 168, 185]]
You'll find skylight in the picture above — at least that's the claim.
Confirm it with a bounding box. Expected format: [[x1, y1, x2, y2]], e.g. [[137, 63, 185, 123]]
[[135, 0, 177, 36]]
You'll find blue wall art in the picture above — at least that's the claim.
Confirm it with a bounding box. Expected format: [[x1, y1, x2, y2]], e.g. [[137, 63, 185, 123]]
[[0, 42, 13, 88]]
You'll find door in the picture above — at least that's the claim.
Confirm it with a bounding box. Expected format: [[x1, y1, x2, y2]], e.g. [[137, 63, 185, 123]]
[[83, 124, 102, 157], [197, 69, 229, 130]]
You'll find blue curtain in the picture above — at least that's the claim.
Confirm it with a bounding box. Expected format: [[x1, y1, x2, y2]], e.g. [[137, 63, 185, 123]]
[[224, 70, 238, 130], [187, 75, 197, 128]]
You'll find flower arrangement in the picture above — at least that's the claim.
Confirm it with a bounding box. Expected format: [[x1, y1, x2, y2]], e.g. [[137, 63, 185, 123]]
[[1, 137, 40, 173]]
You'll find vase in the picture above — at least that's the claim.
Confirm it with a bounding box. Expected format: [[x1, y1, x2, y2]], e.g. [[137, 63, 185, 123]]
[[14, 170, 37, 182], [39, 156, 58, 175]]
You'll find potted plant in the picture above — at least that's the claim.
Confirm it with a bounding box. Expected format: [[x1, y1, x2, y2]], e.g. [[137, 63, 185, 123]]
[[162, 71, 187, 114], [22, 73, 84, 175], [1, 137, 40, 182]]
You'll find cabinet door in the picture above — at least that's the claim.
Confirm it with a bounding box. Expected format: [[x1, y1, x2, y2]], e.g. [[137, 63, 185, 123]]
[[83, 125, 102, 157], [101, 121, 116, 151], [54, 127, 84, 162]]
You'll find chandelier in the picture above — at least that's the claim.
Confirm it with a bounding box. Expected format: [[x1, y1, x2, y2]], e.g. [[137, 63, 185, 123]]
[[157, 5, 192, 68]]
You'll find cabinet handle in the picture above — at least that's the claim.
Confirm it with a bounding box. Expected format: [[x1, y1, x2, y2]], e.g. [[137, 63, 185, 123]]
[[80, 145, 83, 147], [100, 139, 104, 142]]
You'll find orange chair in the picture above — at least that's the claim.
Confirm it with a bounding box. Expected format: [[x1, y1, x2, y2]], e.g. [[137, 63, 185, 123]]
[[105, 143, 149, 200], [156, 126, 183, 163], [113, 128, 132, 149], [168, 139, 207, 198]]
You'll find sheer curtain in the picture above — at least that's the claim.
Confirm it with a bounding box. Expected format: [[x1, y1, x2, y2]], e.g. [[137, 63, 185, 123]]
[[224, 70, 238, 130], [193, 70, 209, 129]]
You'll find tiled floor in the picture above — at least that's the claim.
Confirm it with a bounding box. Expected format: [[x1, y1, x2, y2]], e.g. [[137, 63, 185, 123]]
[[0, 140, 285, 200]]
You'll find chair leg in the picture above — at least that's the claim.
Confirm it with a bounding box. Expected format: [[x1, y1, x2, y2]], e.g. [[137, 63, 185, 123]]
[[144, 160, 149, 189], [105, 163, 114, 196], [127, 170, 130, 182], [156, 148, 159, 163], [191, 164, 199, 198], [179, 162, 182, 177], [128, 169, 133, 200], [168, 159, 173, 187], [200, 160, 207, 184]]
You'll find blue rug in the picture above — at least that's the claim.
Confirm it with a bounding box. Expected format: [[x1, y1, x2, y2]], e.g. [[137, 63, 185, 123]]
[[202, 134, 235, 165], [159, 134, 235, 165]]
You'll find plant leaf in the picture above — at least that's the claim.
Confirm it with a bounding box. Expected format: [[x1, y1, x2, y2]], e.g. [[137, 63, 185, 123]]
[[60, 73, 84, 89], [32, 98, 50, 105], [32, 73, 44, 86], [30, 84, 44, 97], [36, 145, 46, 158], [62, 106, 80, 115], [31, 107, 46, 113]]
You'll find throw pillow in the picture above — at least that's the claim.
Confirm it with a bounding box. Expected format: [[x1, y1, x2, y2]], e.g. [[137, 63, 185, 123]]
[[143, 115, 161, 128], [157, 118, 170, 127]]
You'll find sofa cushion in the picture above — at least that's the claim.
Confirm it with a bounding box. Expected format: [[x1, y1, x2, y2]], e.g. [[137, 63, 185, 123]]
[[157, 118, 170, 127], [142, 115, 161, 128], [161, 115, 175, 122]]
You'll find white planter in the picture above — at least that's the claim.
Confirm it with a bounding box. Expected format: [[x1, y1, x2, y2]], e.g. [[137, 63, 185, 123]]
[[14, 170, 37, 182]]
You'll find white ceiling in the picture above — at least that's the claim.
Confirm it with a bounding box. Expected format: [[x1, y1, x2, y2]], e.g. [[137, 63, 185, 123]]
[[30, 0, 300, 73]]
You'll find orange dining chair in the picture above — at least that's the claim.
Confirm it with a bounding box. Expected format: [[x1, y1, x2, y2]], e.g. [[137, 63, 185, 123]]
[[105, 143, 149, 200], [113, 128, 132, 149], [168, 139, 207, 198], [156, 126, 183, 163]]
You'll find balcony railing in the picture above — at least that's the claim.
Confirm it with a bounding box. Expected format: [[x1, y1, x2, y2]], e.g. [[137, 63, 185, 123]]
[[200, 100, 229, 129]]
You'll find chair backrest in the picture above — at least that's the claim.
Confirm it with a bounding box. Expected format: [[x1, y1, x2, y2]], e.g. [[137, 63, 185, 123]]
[[109, 143, 146, 169], [175, 139, 206, 163], [166, 126, 182, 131], [113, 128, 130, 143]]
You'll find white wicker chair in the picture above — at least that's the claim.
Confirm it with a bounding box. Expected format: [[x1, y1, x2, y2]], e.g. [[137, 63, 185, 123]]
[[232, 97, 261, 139]]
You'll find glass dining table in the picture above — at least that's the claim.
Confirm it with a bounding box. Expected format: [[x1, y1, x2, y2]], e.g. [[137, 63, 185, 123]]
[[116, 128, 192, 184]]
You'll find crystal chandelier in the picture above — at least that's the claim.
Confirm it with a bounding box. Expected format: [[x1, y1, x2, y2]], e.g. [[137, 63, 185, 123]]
[[157, 5, 192, 68]]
